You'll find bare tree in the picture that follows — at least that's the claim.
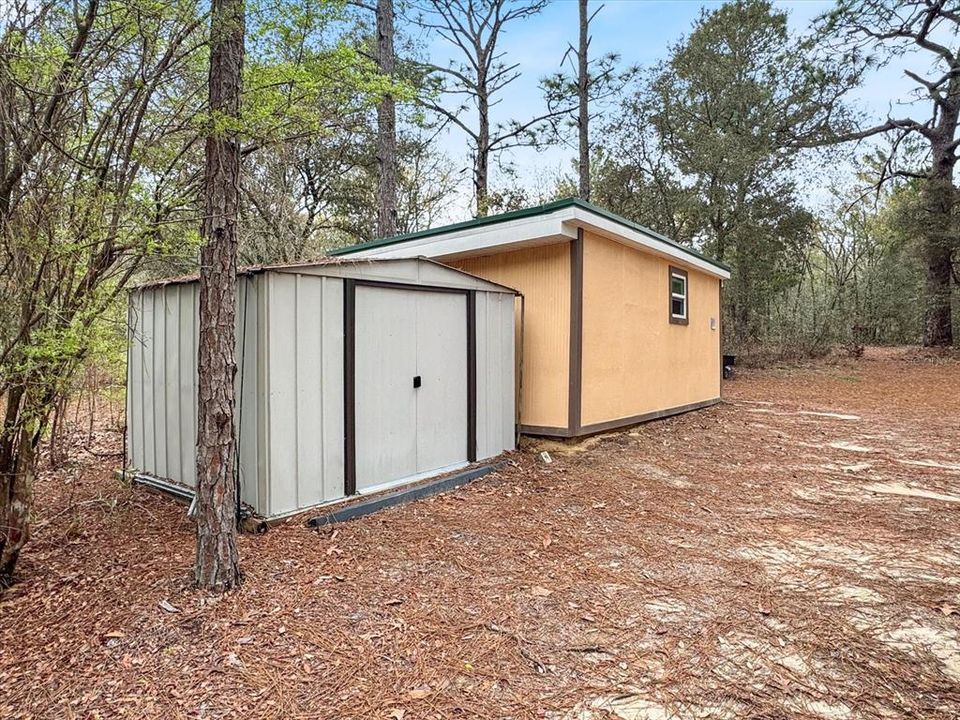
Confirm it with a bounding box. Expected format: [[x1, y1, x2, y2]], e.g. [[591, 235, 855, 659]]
[[377, 0, 398, 237], [577, 0, 590, 200], [416, 0, 566, 216], [542, 1, 632, 202], [195, 0, 244, 590], [820, 0, 960, 346]]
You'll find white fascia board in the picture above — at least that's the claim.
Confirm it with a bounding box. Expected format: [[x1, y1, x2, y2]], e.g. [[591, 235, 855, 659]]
[[343, 214, 574, 260], [566, 206, 731, 280], [345, 204, 730, 280]]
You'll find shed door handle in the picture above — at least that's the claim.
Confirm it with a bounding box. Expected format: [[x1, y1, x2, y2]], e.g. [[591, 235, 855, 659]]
[[413, 375, 422, 388]]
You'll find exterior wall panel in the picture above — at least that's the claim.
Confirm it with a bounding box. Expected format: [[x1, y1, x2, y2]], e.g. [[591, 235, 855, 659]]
[[127, 281, 260, 506], [141, 290, 156, 473], [237, 278, 259, 508], [263, 273, 345, 516], [475, 292, 516, 458], [447, 243, 569, 429], [580, 231, 721, 426]]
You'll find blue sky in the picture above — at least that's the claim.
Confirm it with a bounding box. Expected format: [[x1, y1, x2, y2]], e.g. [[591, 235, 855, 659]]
[[418, 0, 930, 221]]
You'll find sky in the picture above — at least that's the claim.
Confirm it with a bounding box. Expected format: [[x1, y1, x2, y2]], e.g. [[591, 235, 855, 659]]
[[417, 0, 934, 223]]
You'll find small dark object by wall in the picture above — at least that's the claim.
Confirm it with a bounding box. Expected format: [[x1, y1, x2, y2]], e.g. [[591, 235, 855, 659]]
[[239, 506, 268, 534], [723, 354, 736, 380]]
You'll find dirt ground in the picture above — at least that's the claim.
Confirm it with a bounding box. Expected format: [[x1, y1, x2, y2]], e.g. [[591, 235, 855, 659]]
[[2, 347, 959, 719]]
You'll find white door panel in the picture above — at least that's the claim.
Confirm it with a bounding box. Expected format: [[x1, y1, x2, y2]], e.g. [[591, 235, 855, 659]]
[[415, 291, 467, 473], [354, 286, 418, 491], [354, 285, 469, 492]]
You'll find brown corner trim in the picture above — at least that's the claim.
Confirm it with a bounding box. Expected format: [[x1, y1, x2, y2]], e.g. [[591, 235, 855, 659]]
[[521, 399, 721, 439], [343, 278, 357, 496], [568, 230, 584, 434], [520, 423, 578, 438], [466, 290, 477, 463], [577, 398, 721, 436], [718, 279, 724, 393], [668, 265, 689, 326]]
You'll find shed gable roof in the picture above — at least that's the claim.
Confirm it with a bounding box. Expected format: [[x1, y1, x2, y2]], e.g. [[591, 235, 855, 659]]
[[131, 256, 518, 295], [329, 197, 731, 280]]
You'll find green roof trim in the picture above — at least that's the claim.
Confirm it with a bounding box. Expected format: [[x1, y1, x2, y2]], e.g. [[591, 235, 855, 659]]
[[328, 196, 731, 273]]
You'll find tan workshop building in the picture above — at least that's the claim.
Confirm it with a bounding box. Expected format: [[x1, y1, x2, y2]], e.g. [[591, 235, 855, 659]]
[[331, 198, 731, 438]]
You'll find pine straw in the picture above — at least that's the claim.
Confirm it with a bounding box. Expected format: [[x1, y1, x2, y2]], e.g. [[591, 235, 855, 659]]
[[2, 347, 959, 719]]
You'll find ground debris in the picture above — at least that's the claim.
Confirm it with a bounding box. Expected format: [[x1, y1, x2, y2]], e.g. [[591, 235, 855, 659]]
[[3, 347, 960, 718]]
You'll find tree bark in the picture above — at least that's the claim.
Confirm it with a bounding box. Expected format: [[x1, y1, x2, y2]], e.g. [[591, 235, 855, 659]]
[[376, 0, 397, 238], [920, 90, 958, 347], [476, 83, 490, 217], [0, 387, 38, 587], [195, 0, 243, 591], [577, 0, 590, 201], [921, 168, 955, 346]]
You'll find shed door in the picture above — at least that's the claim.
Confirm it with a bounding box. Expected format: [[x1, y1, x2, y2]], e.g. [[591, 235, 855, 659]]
[[354, 285, 468, 492]]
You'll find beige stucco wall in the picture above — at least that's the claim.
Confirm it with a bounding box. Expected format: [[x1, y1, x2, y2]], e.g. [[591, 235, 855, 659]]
[[447, 243, 570, 429], [580, 232, 721, 427]]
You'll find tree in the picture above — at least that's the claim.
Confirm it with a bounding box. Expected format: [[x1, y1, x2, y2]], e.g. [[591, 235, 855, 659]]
[[0, 0, 204, 586], [195, 0, 244, 590], [377, 0, 398, 237], [598, 0, 855, 348], [576, 0, 591, 199], [818, 0, 960, 346], [541, 0, 632, 201], [415, 0, 566, 216]]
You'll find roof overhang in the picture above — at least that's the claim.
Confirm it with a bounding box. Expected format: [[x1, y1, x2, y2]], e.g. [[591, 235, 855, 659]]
[[332, 200, 731, 280]]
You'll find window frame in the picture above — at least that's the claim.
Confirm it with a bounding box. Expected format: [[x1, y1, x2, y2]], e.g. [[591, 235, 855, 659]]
[[668, 266, 689, 325]]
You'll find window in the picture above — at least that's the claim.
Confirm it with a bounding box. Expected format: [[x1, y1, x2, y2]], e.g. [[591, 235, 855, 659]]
[[669, 267, 688, 325]]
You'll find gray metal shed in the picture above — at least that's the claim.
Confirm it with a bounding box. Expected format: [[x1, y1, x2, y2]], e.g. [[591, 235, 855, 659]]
[[126, 257, 518, 518]]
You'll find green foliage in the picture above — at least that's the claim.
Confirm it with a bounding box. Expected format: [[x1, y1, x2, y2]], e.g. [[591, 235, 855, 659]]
[[595, 0, 860, 353], [240, 0, 409, 143], [764, 179, 926, 357]]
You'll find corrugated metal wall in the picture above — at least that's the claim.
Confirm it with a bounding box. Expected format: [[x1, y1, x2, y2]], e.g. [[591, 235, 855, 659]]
[[475, 291, 516, 459], [128, 260, 515, 519], [126, 279, 259, 508], [261, 272, 344, 517]]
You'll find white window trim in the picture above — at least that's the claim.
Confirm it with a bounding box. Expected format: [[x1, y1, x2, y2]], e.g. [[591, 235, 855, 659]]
[[670, 271, 688, 321]]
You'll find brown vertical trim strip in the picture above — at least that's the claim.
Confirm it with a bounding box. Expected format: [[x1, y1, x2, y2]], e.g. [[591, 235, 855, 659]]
[[466, 290, 477, 462], [343, 278, 357, 495], [718, 279, 724, 391], [568, 229, 584, 435]]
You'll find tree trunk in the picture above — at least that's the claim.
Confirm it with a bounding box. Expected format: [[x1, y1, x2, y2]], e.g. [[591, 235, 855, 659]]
[[577, 0, 590, 201], [0, 387, 38, 588], [195, 0, 243, 591], [922, 155, 955, 347], [376, 0, 397, 238], [475, 66, 490, 217]]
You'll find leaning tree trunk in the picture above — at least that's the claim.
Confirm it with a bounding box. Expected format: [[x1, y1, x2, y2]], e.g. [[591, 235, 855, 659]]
[[577, 0, 590, 201], [376, 0, 397, 238], [195, 0, 244, 591], [921, 156, 956, 347]]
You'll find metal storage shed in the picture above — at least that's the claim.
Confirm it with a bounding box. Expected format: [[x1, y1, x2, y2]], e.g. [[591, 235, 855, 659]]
[[126, 258, 518, 518]]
